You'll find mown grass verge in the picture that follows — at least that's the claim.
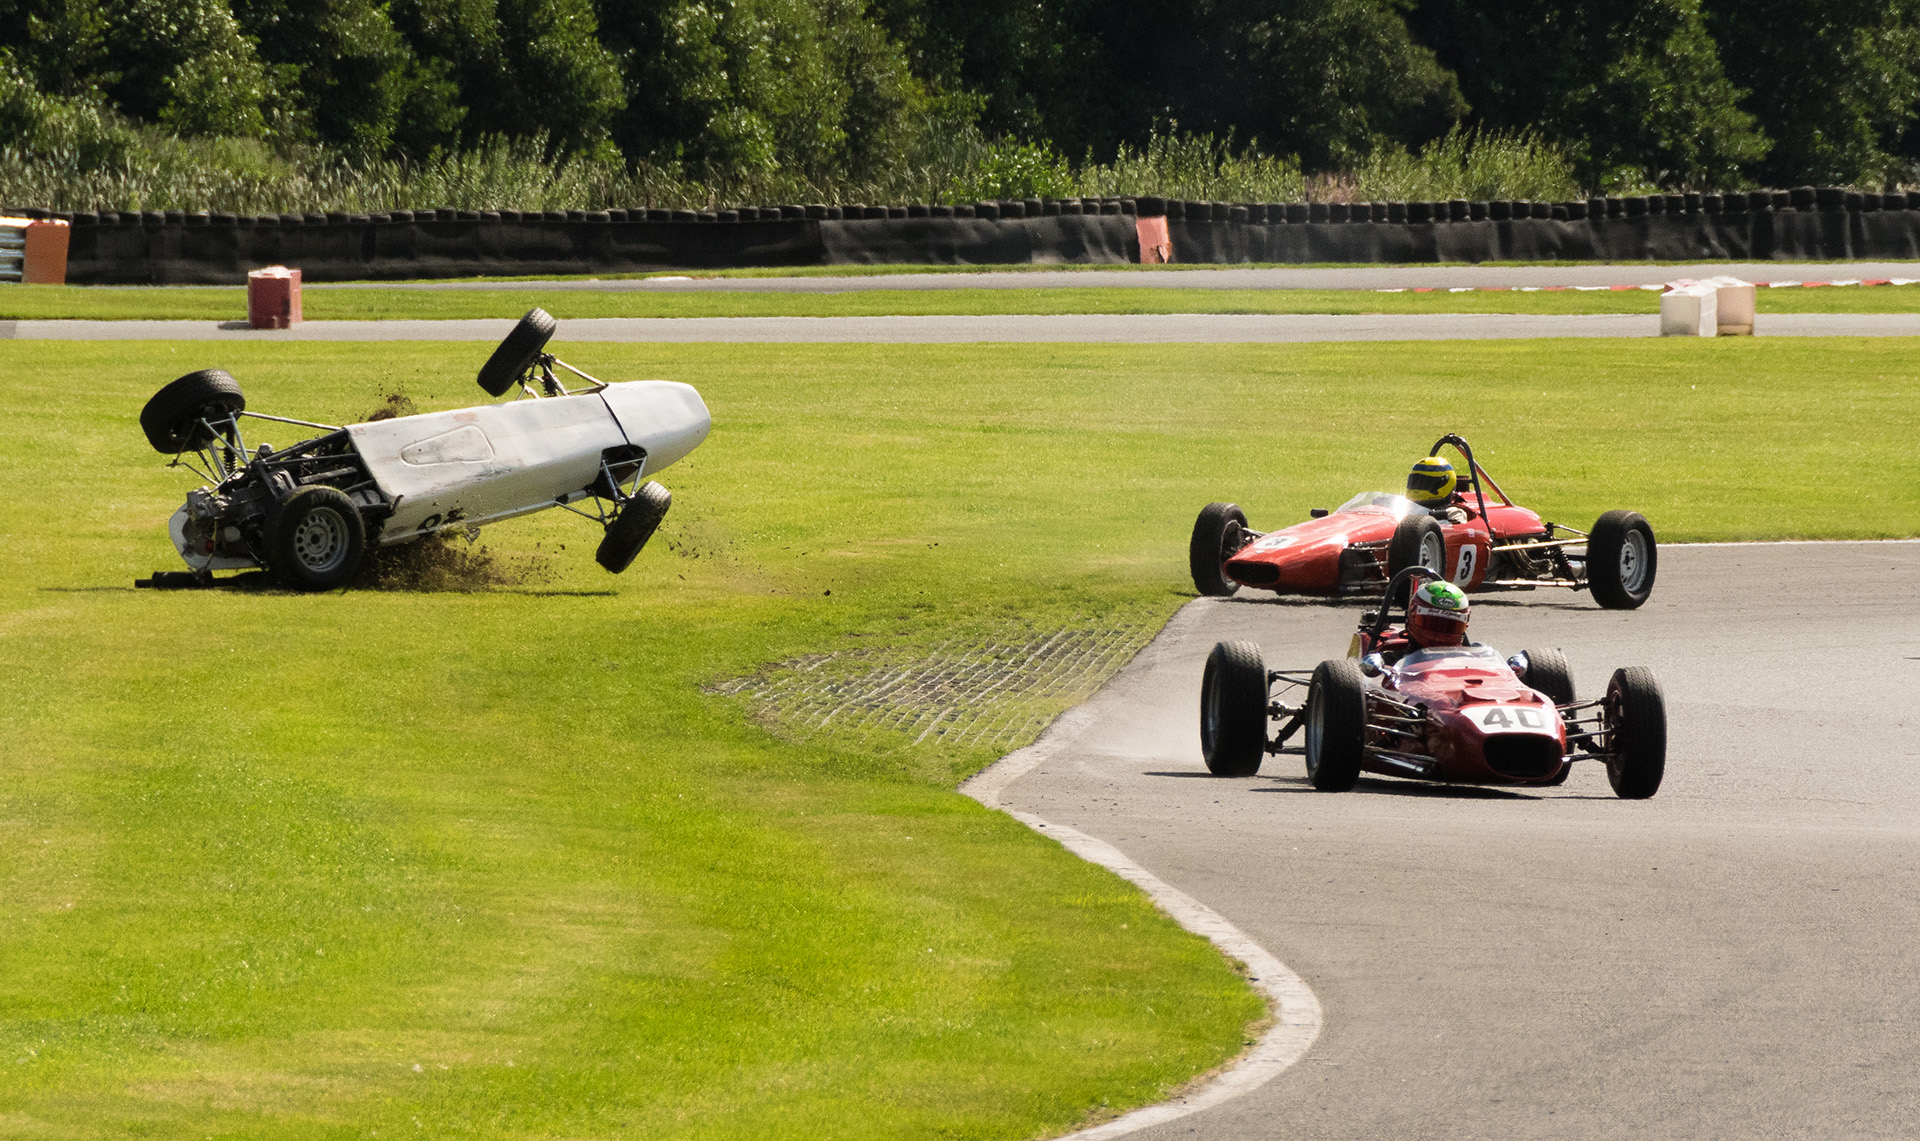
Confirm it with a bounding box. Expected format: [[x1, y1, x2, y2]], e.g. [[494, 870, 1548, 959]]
[[0, 337, 1914, 1138], [9, 281, 1920, 321]]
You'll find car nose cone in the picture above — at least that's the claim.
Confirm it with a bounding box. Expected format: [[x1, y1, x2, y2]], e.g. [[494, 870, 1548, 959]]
[[598, 381, 711, 473]]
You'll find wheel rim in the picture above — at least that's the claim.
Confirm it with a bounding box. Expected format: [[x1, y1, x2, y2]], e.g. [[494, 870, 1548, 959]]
[[1603, 687, 1624, 781], [292, 507, 350, 574], [1305, 690, 1324, 773], [1220, 520, 1245, 561], [1617, 530, 1648, 592], [1420, 531, 1445, 571], [1202, 678, 1221, 752]]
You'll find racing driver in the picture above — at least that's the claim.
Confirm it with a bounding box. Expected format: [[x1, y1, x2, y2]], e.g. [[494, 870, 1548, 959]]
[[1372, 578, 1473, 664], [1407, 455, 1471, 523]]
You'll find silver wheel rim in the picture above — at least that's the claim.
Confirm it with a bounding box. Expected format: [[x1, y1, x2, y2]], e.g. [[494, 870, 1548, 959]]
[[1305, 690, 1324, 772], [1617, 530, 1648, 592], [1420, 531, 1445, 571], [292, 507, 350, 574]]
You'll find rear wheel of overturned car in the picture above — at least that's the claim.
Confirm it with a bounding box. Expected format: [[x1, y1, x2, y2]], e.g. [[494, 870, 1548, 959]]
[[1200, 640, 1268, 776], [140, 369, 246, 453], [1604, 666, 1666, 799], [1386, 514, 1446, 602], [477, 307, 558, 397], [1304, 659, 1366, 791], [595, 481, 672, 573], [1189, 502, 1249, 597], [1587, 510, 1657, 609], [266, 486, 367, 591]]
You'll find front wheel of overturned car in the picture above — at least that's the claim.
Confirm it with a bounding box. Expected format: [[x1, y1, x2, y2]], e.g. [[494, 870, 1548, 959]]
[[140, 368, 246, 454], [1588, 510, 1657, 609], [1200, 640, 1268, 776], [1304, 659, 1366, 791], [266, 486, 367, 591], [477, 307, 558, 397], [1386, 514, 1446, 602], [596, 481, 672, 573], [1604, 667, 1667, 799], [1189, 502, 1249, 597]]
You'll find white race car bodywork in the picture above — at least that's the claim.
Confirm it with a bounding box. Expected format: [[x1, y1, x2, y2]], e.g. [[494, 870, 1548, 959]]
[[349, 380, 710, 542], [165, 379, 710, 567]]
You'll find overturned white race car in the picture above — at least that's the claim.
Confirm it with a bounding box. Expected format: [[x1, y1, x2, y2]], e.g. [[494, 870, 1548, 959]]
[[137, 309, 710, 590]]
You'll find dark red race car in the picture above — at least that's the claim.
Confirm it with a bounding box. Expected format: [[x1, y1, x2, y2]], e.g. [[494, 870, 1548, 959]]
[[1198, 567, 1668, 798], [1189, 434, 1656, 609]]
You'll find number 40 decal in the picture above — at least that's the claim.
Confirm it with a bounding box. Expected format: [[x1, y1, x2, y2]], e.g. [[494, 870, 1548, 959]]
[[1468, 704, 1551, 733]]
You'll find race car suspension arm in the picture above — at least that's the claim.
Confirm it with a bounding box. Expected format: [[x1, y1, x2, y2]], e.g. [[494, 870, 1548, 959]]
[[1492, 537, 1583, 554], [1556, 699, 1609, 753]]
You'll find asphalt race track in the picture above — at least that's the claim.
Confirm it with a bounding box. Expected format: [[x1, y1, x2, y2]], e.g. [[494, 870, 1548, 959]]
[[988, 542, 1920, 1139], [9, 313, 1920, 342]]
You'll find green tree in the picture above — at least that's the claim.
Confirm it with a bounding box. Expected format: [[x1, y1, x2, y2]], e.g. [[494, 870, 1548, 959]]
[[1705, 0, 1920, 186], [597, 0, 921, 183], [872, 0, 1463, 171], [0, 0, 112, 97], [393, 0, 624, 154], [1408, 0, 1769, 188]]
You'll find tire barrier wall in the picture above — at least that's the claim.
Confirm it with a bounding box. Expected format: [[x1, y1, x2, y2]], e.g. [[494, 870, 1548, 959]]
[[11, 187, 1920, 283]]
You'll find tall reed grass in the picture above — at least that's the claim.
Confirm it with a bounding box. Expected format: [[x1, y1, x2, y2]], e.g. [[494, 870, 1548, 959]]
[[0, 114, 1599, 213]]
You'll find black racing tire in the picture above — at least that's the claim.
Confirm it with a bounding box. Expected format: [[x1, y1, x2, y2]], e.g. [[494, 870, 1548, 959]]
[[478, 308, 557, 397], [1386, 513, 1446, 602], [266, 486, 367, 591], [1189, 502, 1249, 597], [1200, 640, 1268, 776], [1522, 647, 1577, 786], [1304, 659, 1366, 791], [1588, 510, 1657, 609], [140, 369, 246, 453], [1521, 647, 1575, 706], [595, 481, 672, 573], [1604, 666, 1667, 799]]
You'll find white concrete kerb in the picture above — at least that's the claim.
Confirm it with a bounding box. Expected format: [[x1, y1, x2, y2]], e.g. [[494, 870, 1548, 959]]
[[962, 682, 1323, 1139]]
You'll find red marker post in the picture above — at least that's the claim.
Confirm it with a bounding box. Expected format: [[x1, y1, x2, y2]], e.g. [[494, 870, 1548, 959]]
[[247, 265, 302, 329]]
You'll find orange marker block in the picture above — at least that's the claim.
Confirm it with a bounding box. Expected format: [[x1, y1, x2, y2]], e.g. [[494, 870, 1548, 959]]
[[22, 219, 69, 284], [247, 265, 303, 329], [1136, 215, 1172, 264]]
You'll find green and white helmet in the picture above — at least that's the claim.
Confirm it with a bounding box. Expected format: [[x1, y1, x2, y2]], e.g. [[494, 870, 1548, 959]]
[[1407, 579, 1470, 646]]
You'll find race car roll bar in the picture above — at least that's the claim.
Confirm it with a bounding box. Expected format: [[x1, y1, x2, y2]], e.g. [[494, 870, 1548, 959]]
[[1365, 565, 1446, 638], [1427, 433, 1502, 544]]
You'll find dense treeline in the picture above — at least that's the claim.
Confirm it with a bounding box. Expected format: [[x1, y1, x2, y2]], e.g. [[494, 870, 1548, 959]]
[[1, 0, 1917, 207]]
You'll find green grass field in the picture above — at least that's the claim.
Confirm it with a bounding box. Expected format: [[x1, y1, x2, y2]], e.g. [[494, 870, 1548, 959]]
[[1, 336, 1915, 1138], [6, 281, 1920, 321]]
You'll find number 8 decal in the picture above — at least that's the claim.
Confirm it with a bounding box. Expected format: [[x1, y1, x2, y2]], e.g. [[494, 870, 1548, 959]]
[[1454, 544, 1477, 586]]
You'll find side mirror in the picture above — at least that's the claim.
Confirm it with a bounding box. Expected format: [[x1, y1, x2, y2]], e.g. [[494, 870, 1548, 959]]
[[1359, 653, 1387, 677], [1506, 652, 1530, 678], [1309, 508, 1329, 518]]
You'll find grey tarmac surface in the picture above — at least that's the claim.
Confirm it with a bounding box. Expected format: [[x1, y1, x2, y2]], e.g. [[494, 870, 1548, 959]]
[[993, 542, 1920, 1139], [8, 312, 1920, 342], [307, 262, 1920, 293]]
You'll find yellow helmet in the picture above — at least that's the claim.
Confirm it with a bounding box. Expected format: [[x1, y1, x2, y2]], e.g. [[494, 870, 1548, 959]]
[[1406, 456, 1457, 506]]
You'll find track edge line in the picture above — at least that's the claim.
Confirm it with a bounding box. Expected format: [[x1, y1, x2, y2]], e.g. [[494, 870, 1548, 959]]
[[962, 699, 1322, 1140]]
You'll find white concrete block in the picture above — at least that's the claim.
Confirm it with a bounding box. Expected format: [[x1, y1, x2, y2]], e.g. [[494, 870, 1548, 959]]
[[1660, 283, 1718, 336], [1707, 275, 1755, 334]]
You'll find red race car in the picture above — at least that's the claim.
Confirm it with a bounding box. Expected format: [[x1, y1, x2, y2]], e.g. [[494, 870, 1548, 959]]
[[1189, 434, 1656, 609], [1198, 568, 1668, 798]]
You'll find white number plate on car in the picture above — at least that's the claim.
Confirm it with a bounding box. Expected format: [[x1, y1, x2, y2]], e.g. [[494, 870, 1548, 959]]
[[1463, 704, 1555, 734]]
